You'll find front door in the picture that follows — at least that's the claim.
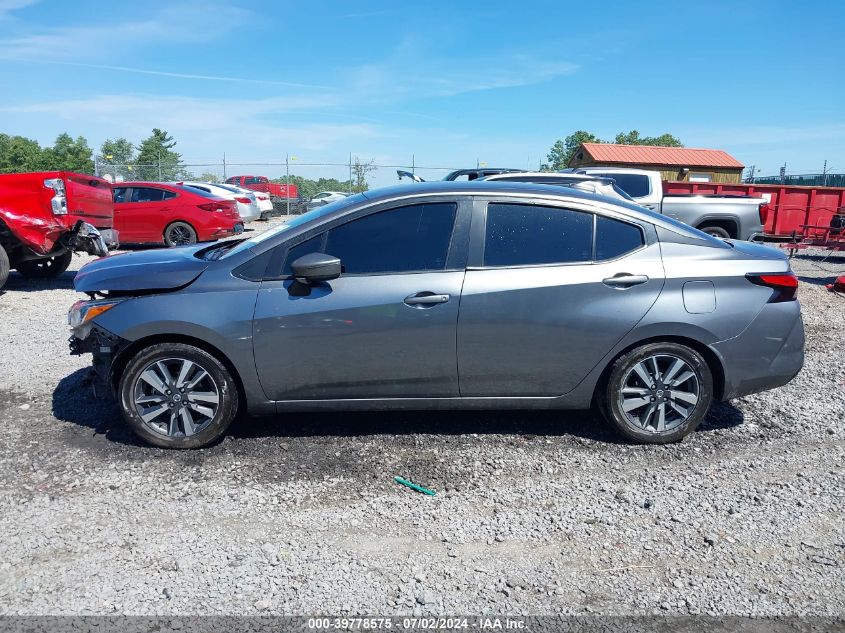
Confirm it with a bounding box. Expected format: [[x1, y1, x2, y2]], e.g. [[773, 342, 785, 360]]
[[252, 200, 469, 400], [457, 200, 665, 397]]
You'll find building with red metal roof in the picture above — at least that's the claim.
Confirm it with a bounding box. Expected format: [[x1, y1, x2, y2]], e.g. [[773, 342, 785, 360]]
[[568, 142, 745, 183]]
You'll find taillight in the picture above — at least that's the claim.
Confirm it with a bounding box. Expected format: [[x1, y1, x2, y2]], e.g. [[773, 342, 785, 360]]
[[746, 273, 798, 303], [234, 197, 251, 204], [44, 177, 67, 215], [197, 202, 225, 212], [758, 203, 770, 225]]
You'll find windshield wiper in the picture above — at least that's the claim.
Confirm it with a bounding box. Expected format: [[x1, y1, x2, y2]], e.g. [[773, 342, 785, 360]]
[[197, 239, 245, 261]]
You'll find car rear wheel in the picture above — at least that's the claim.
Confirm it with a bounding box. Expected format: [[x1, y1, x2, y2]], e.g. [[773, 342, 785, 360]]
[[0, 243, 9, 289], [118, 343, 239, 449], [164, 222, 197, 247], [15, 251, 73, 278], [599, 342, 713, 444], [700, 225, 731, 239]]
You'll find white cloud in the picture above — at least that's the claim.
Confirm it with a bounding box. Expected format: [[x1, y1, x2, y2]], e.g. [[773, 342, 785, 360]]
[[0, 2, 250, 60]]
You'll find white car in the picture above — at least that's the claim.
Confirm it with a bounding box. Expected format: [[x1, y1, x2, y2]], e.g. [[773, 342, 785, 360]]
[[306, 191, 349, 210], [179, 181, 262, 222], [252, 191, 273, 215]]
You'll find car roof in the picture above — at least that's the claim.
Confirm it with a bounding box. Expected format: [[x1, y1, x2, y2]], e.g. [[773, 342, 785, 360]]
[[574, 167, 660, 176], [356, 181, 694, 233]]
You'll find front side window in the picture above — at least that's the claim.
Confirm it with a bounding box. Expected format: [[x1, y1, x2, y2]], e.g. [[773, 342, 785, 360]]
[[113, 187, 127, 203], [282, 234, 324, 275], [131, 187, 166, 203], [484, 203, 592, 267], [324, 202, 457, 274], [595, 215, 644, 260]]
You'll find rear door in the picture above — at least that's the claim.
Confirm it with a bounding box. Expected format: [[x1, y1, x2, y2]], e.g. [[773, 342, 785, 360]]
[[252, 198, 471, 400], [457, 198, 665, 397]]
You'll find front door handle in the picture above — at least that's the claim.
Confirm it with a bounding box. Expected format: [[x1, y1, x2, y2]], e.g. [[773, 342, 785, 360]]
[[602, 274, 649, 288], [404, 292, 450, 307]]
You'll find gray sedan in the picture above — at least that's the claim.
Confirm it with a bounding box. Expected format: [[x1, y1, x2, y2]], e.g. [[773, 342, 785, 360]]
[[68, 182, 804, 448]]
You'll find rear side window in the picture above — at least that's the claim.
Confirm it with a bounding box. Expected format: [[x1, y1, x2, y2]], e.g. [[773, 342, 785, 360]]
[[324, 203, 457, 274], [594, 173, 651, 199], [595, 216, 644, 260], [131, 187, 166, 203], [484, 203, 592, 267]]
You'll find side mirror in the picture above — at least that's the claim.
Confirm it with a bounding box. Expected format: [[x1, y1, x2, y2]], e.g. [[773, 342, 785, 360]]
[[290, 252, 341, 283]]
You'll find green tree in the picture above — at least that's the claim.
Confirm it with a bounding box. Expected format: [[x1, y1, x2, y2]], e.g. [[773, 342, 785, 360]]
[[614, 130, 683, 147], [0, 133, 46, 173], [544, 129, 685, 170], [272, 174, 352, 200], [542, 130, 602, 170], [134, 128, 185, 181], [351, 156, 376, 193], [43, 133, 94, 173], [99, 137, 137, 181], [198, 171, 220, 183]]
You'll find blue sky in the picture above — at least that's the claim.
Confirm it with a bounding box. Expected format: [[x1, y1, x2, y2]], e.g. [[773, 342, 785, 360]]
[[1, 0, 843, 185]]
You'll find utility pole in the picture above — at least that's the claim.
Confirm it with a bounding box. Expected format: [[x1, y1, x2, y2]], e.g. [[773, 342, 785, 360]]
[[411, 154, 415, 177], [822, 159, 828, 186], [285, 153, 290, 216], [349, 152, 353, 194], [779, 162, 787, 184], [157, 150, 162, 181], [222, 152, 227, 180], [746, 165, 756, 183], [94, 155, 99, 177]]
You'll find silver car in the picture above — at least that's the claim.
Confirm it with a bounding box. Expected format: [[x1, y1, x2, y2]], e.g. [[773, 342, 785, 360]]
[[68, 182, 804, 449]]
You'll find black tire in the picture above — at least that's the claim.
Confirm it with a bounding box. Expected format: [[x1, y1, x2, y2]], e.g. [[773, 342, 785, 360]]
[[163, 221, 197, 247], [15, 251, 73, 278], [118, 343, 239, 449], [599, 342, 713, 444], [700, 225, 731, 240], [0, 243, 9, 289]]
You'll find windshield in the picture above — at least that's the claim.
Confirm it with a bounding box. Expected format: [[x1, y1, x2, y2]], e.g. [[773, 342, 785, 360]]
[[219, 192, 367, 258]]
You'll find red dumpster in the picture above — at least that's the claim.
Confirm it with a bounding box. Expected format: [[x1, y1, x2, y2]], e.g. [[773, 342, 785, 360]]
[[663, 181, 845, 237]]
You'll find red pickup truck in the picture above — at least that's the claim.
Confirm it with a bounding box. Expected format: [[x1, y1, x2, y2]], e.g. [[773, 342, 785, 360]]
[[224, 175, 298, 200], [0, 171, 116, 289]]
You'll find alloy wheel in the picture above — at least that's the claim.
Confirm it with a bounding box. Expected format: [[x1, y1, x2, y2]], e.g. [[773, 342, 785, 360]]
[[168, 225, 193, 245], [618, 354, 700, 433], [132, 357, 220, 437]]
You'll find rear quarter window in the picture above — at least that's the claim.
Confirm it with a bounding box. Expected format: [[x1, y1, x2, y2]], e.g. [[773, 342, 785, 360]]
[[595, 216, 644, 260]]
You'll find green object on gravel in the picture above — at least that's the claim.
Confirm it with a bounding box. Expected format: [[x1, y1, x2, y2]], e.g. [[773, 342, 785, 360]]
[[394, 476, 436, 495]]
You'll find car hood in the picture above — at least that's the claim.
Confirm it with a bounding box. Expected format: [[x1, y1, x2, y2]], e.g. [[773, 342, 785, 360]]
[[74, 245, 211, 293]]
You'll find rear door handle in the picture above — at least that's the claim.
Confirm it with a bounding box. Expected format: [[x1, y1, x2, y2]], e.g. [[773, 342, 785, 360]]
[[602, 274, 649, 288], [404, 292, 450, 307]]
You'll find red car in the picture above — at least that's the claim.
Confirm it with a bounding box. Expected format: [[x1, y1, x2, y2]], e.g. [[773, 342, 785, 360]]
[[112, 182, 243, 246]]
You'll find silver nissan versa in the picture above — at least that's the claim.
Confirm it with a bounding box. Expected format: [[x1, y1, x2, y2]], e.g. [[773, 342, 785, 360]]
[[68, 182, 804, 449]]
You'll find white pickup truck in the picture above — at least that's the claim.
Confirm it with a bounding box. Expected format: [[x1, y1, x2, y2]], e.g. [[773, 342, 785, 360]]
[[573, 167, 767, 241]]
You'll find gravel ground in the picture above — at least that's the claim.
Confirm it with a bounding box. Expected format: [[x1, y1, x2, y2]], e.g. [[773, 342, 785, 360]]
[[0, 226, 843, 616]]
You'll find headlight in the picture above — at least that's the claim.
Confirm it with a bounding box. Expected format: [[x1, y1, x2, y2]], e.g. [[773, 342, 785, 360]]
[[68, 298, 123, 336]]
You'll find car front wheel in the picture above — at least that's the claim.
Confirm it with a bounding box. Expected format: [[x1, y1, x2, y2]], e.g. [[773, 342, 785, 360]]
[[600, 342, 713, 444], [118, 343, 239, 449]]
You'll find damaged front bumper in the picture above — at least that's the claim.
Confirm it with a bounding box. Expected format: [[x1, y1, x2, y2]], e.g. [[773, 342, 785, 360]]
[[69, 325, 125, 398]]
